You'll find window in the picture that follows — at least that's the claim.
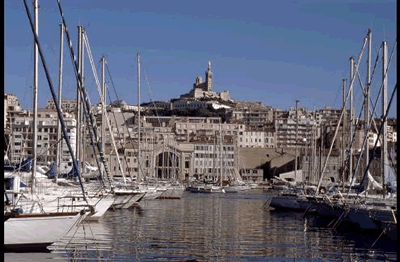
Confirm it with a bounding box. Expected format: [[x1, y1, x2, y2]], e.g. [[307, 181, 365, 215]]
[[185, 161, 190, 168]]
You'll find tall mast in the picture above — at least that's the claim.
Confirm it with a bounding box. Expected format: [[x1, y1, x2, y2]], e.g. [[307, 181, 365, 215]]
[[219, 121, 223, 187], [295, 100, 299, 180], [76, 26, 82, 165], [381, 41, 388, 197], [349, 57, 355, 184], [137, 53, 141, 181], [101, 56, 106, 178], [56, 23, 64, 183], [342, 78, 347, 183], [31, 0, 39, 194], [364, 28, 372, 176], [80, 27, 85, 167]]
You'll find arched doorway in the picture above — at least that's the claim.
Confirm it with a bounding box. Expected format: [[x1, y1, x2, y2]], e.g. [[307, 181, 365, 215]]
[[155, 151, 180, 180]]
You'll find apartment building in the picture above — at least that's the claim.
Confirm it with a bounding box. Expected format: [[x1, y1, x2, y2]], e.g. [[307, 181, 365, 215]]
[[275, 115, 317, 148], [4, 93, 25, 130], [237, 127, 276, 148], [9, 108, 77, 172], [193, 142, 236, 181], [229, 107, 274, 125], [172, 117, 243, 143], [46, 98, 78, 113]]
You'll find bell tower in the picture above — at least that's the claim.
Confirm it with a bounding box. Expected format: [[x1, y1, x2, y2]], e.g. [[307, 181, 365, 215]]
[[205, 60, 213, 92]]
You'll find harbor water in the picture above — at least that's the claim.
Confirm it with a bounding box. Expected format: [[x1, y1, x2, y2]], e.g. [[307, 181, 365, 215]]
[[5, 190, 397, 261]]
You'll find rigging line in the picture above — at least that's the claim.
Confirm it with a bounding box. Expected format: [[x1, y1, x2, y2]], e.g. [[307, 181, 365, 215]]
[[56, 1, 101, 172], [142, 65, 162, 126], [105, 63, 143, 178], [331, 81, 344, 109], [80, 30, 117, 185], [105, 83, 134, 179], [365, 41, 396, 140], [342, 40, 396, 185], [83, 37, 129, 184], [80, 105, 106, 188], [23, 0, 87, 202], [345, 82, 393, 200], [142, 64, 172, 177], [355, 83, 397, 197], [367, 44, 382, 102], [341, 99, 365, 175], [316, 33, 368, 194]]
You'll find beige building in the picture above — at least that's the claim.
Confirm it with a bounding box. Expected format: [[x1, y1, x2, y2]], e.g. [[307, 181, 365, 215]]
[[46, 98, 78, 113], [193, 142, 236, 181], [237, 127, 276, 148], [275, 116, 318, 148], [9, 108, 77, 172]]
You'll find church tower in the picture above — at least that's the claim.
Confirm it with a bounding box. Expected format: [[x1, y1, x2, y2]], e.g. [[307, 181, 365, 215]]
[[205, 60, 213, 92]]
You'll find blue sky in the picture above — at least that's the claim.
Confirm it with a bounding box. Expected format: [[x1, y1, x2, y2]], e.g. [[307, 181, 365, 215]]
[[5, 0, 396, 118]]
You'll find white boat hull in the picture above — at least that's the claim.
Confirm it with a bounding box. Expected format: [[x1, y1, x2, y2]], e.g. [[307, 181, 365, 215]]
[[4, 211, 85, 252]]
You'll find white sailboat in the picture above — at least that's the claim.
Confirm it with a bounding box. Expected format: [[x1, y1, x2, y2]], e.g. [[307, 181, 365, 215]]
[[4, 1, 91, 252], [4, 210, 86, 252]]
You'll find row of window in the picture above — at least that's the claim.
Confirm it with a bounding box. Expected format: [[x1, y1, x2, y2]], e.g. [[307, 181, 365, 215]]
[[194, 167, 234, 174], [195, 153, 235, 159], [195, 160, 234, 167], [195, 146, 235, 151], [13, 127, 72, 133]]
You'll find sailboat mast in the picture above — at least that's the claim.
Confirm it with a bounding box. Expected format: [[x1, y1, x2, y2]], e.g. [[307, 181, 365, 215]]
[[219, 121, 223, 187], [295, 100, 299, 181], [342, 78, 347, 183], [101, 56, 106, 178], [381, 40, 388, 196], [31, 0, 39, 194], [76, 26, 82, 165], [364, 28, 372, 176], [56, 23, 64, 183], [349, 57, 355, 184], [137, 53, 141, 181], [80, 27, 86, 167]]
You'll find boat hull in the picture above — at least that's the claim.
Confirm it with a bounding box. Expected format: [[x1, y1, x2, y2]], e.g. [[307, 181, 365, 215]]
[[4, 211, 85, 252], [269, 195, 303, 211], [158, 187, 185, 199]]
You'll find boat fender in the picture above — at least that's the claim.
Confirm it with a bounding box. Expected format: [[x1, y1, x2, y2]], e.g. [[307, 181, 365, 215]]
[[319, 186, 327, 194]]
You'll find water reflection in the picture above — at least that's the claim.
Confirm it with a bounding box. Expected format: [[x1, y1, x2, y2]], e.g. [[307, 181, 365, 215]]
[[54, 192, 396, 261]]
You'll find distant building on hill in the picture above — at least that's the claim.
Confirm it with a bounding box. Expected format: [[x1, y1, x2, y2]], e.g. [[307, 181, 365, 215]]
[[179, 61, 232, 103]]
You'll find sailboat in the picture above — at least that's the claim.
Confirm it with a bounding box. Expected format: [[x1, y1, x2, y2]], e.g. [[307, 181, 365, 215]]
[[4, 1, 92, 252]]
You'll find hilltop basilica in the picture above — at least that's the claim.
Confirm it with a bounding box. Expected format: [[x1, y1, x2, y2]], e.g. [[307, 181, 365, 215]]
[[180, 61, 231, 101]]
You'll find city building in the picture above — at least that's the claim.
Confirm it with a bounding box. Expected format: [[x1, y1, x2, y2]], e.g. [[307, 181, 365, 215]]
[[46, 98, 78, 113], [9, 108, 76, 172], [275, 115, 318, 149], [193, 142, 236, 181], [179, 61, 232, 103]]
